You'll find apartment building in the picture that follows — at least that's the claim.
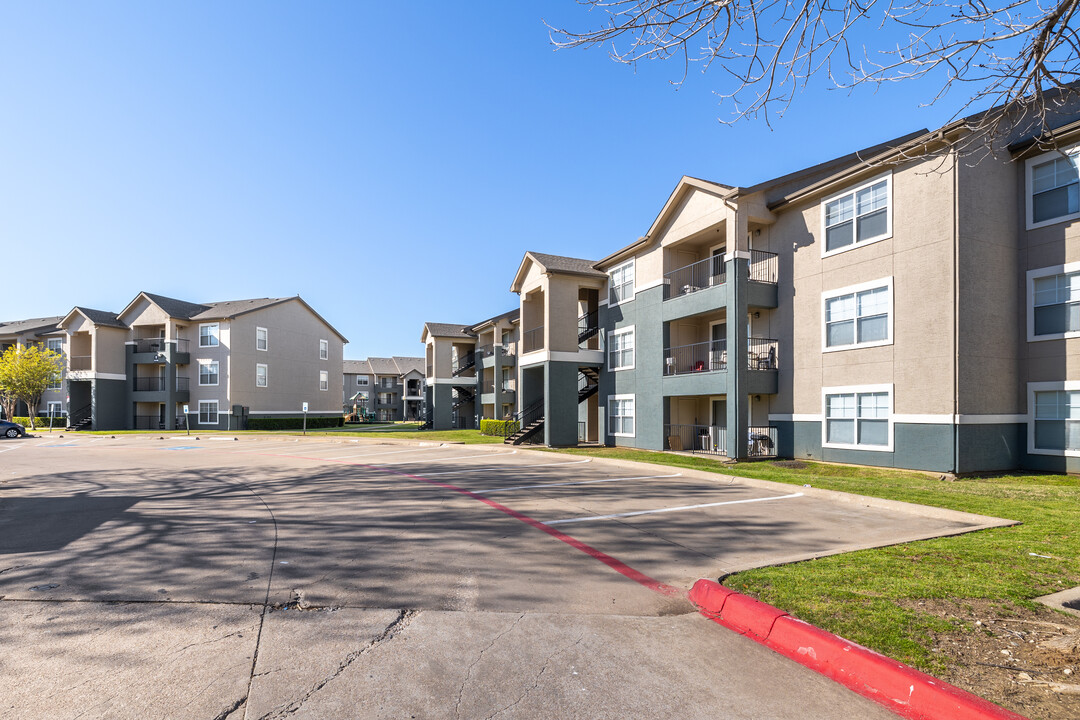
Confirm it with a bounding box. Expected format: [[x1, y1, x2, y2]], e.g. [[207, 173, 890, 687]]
[[421, 309, 519, 430], [344, 357, 425, 421], [0, 316, 68, 420], [502, 105, 1080, 474], [52, 292, 346, 431]]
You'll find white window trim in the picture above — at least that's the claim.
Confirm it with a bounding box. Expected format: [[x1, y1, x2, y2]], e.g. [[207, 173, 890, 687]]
[[608, 258, 636, 307], [821, 383, 894, 452], [319, 339, 329, 360], [256, 363, 268, 388], [820, 172, 893, 258], [1027, 262, 1080, 342], [821, 277, 894, 352], [198, 360, 219, 387], [607, 393, 636, 438], [319, 370, 329, 391], [1025, 144, 1080, 230], [199, 323, 220, 348], [608, 325, 636, 371], [256, 327, 268, 352], [198, 400, 219, 425], [1027, 380, 1080, 456], [358, 376, 369, 386]]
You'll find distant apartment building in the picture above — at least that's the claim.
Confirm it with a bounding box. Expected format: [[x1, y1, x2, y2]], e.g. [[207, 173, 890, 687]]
[[421, 309, 519, 430], [0, 316, 68, 421], [344, 356, 425, 421], [0, 292, 347, 431], [448, 104, 1080, 474]]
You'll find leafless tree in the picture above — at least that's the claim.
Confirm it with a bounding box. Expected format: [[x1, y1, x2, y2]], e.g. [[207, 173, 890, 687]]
[[548, 0, 1080, 152]]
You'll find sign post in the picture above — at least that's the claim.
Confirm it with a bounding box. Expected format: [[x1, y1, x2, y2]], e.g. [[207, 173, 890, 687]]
[[302, 402, 309, 436], [183, 405, 190, 436], [48, 405, 54, 433]]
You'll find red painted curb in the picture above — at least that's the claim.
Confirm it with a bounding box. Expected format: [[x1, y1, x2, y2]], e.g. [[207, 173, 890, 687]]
[[689, 579, 1028, 720]]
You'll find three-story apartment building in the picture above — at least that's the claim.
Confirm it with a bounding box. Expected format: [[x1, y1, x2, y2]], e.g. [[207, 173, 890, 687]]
[[345, 356, 425, 422], [0, 316, 68, 421], [500, 106, 1080, 474]]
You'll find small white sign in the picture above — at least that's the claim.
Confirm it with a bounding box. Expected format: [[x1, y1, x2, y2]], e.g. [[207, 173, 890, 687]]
[[302, 402, 309, 413], [183, 405, 190, 414]]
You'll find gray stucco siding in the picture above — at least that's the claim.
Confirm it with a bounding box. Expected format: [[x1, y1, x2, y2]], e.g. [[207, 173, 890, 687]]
[[790, 420, 956, 472]]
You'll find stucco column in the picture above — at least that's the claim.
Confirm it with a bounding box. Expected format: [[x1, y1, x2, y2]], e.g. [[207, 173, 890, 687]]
[[726, 253, 751, 460], [544, 361, 579, 447]]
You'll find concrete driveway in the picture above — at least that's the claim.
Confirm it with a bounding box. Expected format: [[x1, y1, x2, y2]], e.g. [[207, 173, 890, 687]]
[[0, 435, 1008, 719]]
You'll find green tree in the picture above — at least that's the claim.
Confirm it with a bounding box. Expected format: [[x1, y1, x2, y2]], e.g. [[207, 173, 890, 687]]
[[0, 344, 64, 430]]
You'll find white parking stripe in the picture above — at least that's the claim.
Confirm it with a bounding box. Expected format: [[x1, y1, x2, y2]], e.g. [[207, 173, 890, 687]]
[[322, 446, 451, 460], [373, 450, 517, 466], [477, 474, 682, 494], [0, 444, 21, 453], [420, 458, 593, 476], [542, 492, 805, 525]]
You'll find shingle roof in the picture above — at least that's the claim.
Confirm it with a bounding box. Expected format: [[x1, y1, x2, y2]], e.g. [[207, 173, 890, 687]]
[[527, 252, 605, 277], [0, 316, 64, 337], [140, 292, 212, 320], [73, 307, 126, 328], [392, 356, 425, 375], [468, 308, 519, 333], [366, 357, 402, 375], [344, 359, 372, 375], [423, 322, 475, 339], [191, 297, 291, 320]]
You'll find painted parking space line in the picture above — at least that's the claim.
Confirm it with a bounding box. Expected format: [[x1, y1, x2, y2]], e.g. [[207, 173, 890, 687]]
[[0, 444, 22, 453], [321, 446, 454, 460], [420, 458, 593, 476], [372, 450, 518, 466], [476, 473, 682, 494], [542, 492, 806, 525]]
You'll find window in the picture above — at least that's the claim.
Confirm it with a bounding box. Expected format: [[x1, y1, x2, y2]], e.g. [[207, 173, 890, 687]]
[[609, 259, 635, 305], [1033, 271, 1080, 337], [823, 385, 892, 450], [823, 279, 892, 350], [822, 174, 891, 255], [501, 329, 513, 349], [256, 327, 268, 351], [256, 363, 267, 388], [320, 370, 329, 391], [609, 327, 635, 370], [48, 374, 62, 390], [46, 401, 63, 418], [378, 392, 393, 404], [46, 338, 63, 354], [608, 395, 635, 437], [358, 376, 369, 386], [380, 377, 394, 388], [1033, 389, 1080, 452], [199, 323, 219, 347], [199, 361, 219, 386], [1027, 148, 1080, 227], [319, 339, 328, 360], [198, 400, 219, 425]]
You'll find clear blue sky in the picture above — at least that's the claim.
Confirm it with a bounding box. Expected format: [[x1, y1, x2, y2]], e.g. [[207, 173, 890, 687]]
[[1, 3, 961, 358]]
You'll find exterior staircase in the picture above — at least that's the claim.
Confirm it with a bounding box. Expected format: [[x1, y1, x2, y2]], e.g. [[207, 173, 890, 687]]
[[578, 367, 600, 403], [503, 398, 545, 445]]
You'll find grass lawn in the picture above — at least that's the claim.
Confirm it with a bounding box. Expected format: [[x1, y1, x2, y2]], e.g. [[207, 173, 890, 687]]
[[551, 446, 1080, 674], [75, 426, 505, 444]]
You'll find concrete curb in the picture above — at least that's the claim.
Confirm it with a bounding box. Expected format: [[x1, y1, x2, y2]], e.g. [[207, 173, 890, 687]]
[[689, 579, 1029, 720]]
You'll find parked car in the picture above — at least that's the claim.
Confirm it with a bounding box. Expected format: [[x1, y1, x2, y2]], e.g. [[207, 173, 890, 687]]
[[0, 419, 25, 438]]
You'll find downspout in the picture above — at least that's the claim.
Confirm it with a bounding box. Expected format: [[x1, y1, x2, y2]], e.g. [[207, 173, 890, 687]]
[[953, 145, 961, 474]]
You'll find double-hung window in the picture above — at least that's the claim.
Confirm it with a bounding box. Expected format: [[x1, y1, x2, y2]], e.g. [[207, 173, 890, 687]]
[[823, 279, 892, 350], [256, 327, 268, 351], [1033, 389, 1080, 452], [319, 370, 329, 391], [823, 386, 892, 450], [822, 174, 891, 255], [256, 363, 267, 388], [358, 376, 369, 386], [199, 323, 219, 347], [1030, 268, 1080, 338], [608, 395, 635, 437], [46, 338, 64, 354], [1028, 148, 1080, 227], [199, 361, 219, 386], [609, 327, 635, 370], [319, 339, 328, 360], [198, 400, 218, 425], [609, 259, 635, 305]]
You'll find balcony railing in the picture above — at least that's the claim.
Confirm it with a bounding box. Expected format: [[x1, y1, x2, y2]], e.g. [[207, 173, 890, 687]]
[[748, 338, 778, 370], [476, 344, 494, 358], [133, 376, 190, 392], [748, 426, 778, 457], [664, 340, 727, 376], [664, 424, 727, 456], [452, 416, 476, 430], [481, 380, 495, 394], [134, 416, 187, 430], [501, 379, 516, 392], [523, 326, 544, 354], [749, 250, 778, 284], [501, 342, 516, 356], [70, 356, 92, 371], [665, 256, 726, 300], [132, 338, 190, 354]]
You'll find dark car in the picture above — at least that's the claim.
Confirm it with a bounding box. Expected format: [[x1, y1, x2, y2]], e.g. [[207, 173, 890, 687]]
[[0, 419, 25, 438]]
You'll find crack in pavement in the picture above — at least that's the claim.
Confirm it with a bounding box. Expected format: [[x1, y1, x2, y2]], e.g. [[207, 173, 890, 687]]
[[454, 613, 527, 720], [211, 694, 247, 720], [483, 632, 587, 720], [255, 608, 418, 719]]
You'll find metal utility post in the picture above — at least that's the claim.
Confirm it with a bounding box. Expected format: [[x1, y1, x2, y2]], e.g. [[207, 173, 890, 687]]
[[183, 405, 190, 436], [302, 401, 309, 435]]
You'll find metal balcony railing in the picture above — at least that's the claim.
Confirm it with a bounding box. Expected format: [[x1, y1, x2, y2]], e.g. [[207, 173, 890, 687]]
[[522, 326, 544, 354], [665, 256, 726, 300], [664, 340, 727, 376], [134, 416, 188, 430], [749, 250, 779, 284], [748, 426, 778, 457], [747, 338, 778, 370], [132, 337, 190, 353], [664, 424, 728, 456], [133, 376, 190, 392], [476, 344, 494, 358]]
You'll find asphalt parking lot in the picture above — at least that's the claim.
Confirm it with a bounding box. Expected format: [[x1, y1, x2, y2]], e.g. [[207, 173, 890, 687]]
[[0, 435, 1010, 719]]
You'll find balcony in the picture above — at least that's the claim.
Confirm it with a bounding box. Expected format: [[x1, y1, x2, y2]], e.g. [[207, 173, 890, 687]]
[[133, 376, 190, 392], [749, 250, 778, 284], [663, 424, 777, 458], [747, 338, 778, 370], [665, 257, 726, 301], [134, 416, 188, 431], [664, 341, 726, 376], [70, 356, 92, 371], [522, 326, 544, 354]]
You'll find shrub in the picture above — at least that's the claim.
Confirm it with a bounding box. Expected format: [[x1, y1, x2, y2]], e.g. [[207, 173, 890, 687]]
[[12, 415, 66, 427], [246, 416, 344, 431], [480, 418, 520, 437]]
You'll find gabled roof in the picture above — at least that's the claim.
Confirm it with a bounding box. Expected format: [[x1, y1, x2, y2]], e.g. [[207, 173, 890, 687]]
[[510, 251, 604, 293], [468, 308, 519, 333], [60, 307, 126, 329], [366, 357, 402, 375], [119, 292, 211, 322], [344, 359, 372, 375], [391, 356, 425, 375], [191, 297, 291, 320], [422, 322, 475, 341], [0, 316, 64, 337]]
